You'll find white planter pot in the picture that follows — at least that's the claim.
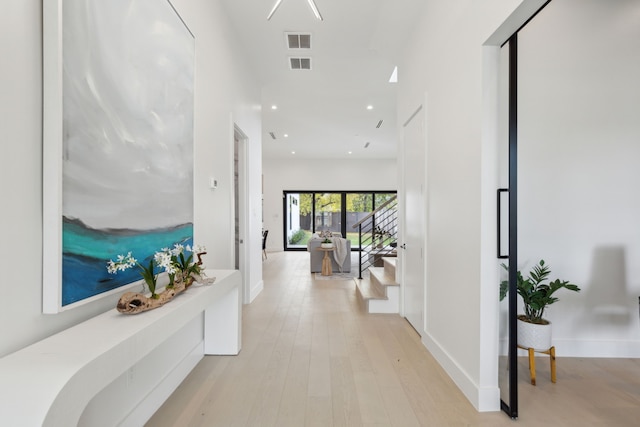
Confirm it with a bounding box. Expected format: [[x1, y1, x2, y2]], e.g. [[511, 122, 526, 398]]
[[517, 317, 552, 351], [320, 243, 333, 249]]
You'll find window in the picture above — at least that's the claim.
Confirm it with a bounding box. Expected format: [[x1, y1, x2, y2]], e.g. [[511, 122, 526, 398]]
[[283, 191, 396, 250]]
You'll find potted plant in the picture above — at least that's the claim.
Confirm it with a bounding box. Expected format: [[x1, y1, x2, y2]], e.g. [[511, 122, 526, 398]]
[[107, 244, 210, 314], [373, 226, 388, 248], [500, 259, 580, 350], [321, 238, 334, 249]]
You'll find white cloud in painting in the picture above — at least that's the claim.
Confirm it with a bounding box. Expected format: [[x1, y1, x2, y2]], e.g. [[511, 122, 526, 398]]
[[62, 0, 194, 230]]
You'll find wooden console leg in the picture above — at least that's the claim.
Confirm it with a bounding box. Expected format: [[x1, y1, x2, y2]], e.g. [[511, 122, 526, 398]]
[[549, 346, 556, 383], [528, 347, 536, 386]]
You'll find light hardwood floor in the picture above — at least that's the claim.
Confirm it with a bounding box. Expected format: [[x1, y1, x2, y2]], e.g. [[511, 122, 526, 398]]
[[147, 251, 640, 426]]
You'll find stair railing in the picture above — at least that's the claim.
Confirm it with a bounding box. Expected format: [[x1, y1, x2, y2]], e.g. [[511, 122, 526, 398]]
[[352, 196, 398, 279]]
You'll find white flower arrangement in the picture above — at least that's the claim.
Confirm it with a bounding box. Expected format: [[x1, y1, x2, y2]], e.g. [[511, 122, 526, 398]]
[[107, 244, 207, 298]]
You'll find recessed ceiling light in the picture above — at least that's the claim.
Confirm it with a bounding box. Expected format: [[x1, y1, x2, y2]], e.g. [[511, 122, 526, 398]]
[[271, 105, 278, 110], [348, 151, 352, 155], [366, 105, 373, 110], [284, 134, 289, 138], [291, 151, 296, 154]]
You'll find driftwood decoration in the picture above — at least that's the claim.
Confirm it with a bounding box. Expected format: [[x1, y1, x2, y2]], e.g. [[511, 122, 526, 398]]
[[116, 253, 215, 315], [117, 282, 184, 314]]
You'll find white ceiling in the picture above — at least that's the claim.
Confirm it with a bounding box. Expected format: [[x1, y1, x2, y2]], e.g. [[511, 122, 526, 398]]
[[219, 0, 424, 160]]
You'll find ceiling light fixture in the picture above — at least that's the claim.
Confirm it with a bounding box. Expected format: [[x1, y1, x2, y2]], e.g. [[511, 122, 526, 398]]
[[271, 105, 278, 110], [306, 0, 323, 21], [284, 134, 289, 138], [366, 105, 373, 110], [389, 66, 398, 83], [268, 0, 322, 21], [267, 0, 284, 20]]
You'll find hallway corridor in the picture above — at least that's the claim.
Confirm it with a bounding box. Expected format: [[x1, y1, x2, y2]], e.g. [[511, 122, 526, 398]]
[[148, 251, 640, 426]]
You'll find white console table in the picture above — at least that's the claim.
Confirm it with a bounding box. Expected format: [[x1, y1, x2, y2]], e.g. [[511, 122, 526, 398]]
[[0, 269, 241, 427]]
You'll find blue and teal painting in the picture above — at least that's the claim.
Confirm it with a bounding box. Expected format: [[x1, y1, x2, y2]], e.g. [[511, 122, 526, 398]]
[[62, 217, 193, 306], [60, 0, 195, 308]]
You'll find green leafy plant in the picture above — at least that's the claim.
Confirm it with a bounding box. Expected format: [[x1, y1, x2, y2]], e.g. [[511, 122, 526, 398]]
[[289, 229, 307, 244], [107, 244, 207, 298], [322, 238, 332, 244], [163, 244, 207, 287], [500, 259, 580, 324], [107, 252, 170, 299]]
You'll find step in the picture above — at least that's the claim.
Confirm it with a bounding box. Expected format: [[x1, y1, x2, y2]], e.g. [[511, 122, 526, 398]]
[[354, 278, 387, 301], [354, 277, 400, 314], [354, 266, 400, 314], [369, 266, 397, 288], [354, 277, 386, 312], [368, 249, 397, 267], [381, 257, 396, 277]]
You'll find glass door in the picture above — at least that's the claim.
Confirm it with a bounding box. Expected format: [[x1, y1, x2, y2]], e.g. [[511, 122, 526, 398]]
[[283, 191, 397, 251], [314, 193, 342, 235], [346, 193, 372, 249], [284, 192, 313, 250]]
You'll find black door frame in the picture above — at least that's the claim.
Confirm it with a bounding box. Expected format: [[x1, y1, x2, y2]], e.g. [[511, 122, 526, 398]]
[[499, 0, 553, 419]]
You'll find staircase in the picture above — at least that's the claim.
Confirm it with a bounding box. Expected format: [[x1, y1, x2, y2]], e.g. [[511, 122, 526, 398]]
[[353, 196, 398, 278], [354, 256, 400, 313], [351, 195, 400, 313]]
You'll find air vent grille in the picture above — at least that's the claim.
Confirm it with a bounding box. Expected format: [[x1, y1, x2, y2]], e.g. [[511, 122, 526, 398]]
[[376, 120, 383, 129], [269, 132, 276, 140], [287, 33, 311, 49], [290, 57, 312, 70]]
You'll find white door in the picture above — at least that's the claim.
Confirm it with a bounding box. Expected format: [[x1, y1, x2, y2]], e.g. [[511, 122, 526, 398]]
[[401, 105, 426, 335]]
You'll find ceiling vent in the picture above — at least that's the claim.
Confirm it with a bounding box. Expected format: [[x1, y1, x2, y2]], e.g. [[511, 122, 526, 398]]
[[286, 33, 311, 49], [289, 57, 312, 70], [269, 132, 276, 140], [376, 120, 383, 129]]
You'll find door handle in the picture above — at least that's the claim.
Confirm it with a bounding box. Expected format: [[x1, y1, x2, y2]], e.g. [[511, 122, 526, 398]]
[[497, 188, 509, 259]]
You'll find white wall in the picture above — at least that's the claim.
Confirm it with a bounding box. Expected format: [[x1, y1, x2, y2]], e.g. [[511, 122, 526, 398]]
[[0, 0, 261, 357], [517, 0, 640, 357], [398, 0, 639, 412], [262, 157, 397, 251], [397, 0, 541, 412]]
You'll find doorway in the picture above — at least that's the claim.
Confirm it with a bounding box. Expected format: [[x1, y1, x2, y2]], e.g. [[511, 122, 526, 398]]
[[234, 125, 249, 302]]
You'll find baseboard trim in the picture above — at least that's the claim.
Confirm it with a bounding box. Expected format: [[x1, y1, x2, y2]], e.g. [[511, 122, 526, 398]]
[[421, 333, 500, 412], [546, 339, 640, 358], [249, 280, 264, 303]]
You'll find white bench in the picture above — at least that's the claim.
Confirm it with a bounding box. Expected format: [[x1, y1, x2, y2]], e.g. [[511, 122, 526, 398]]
[[0, 269, 241, 427]]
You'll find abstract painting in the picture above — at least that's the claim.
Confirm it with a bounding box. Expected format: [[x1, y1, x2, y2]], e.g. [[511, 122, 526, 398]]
[[43, 0, 194, 311]]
